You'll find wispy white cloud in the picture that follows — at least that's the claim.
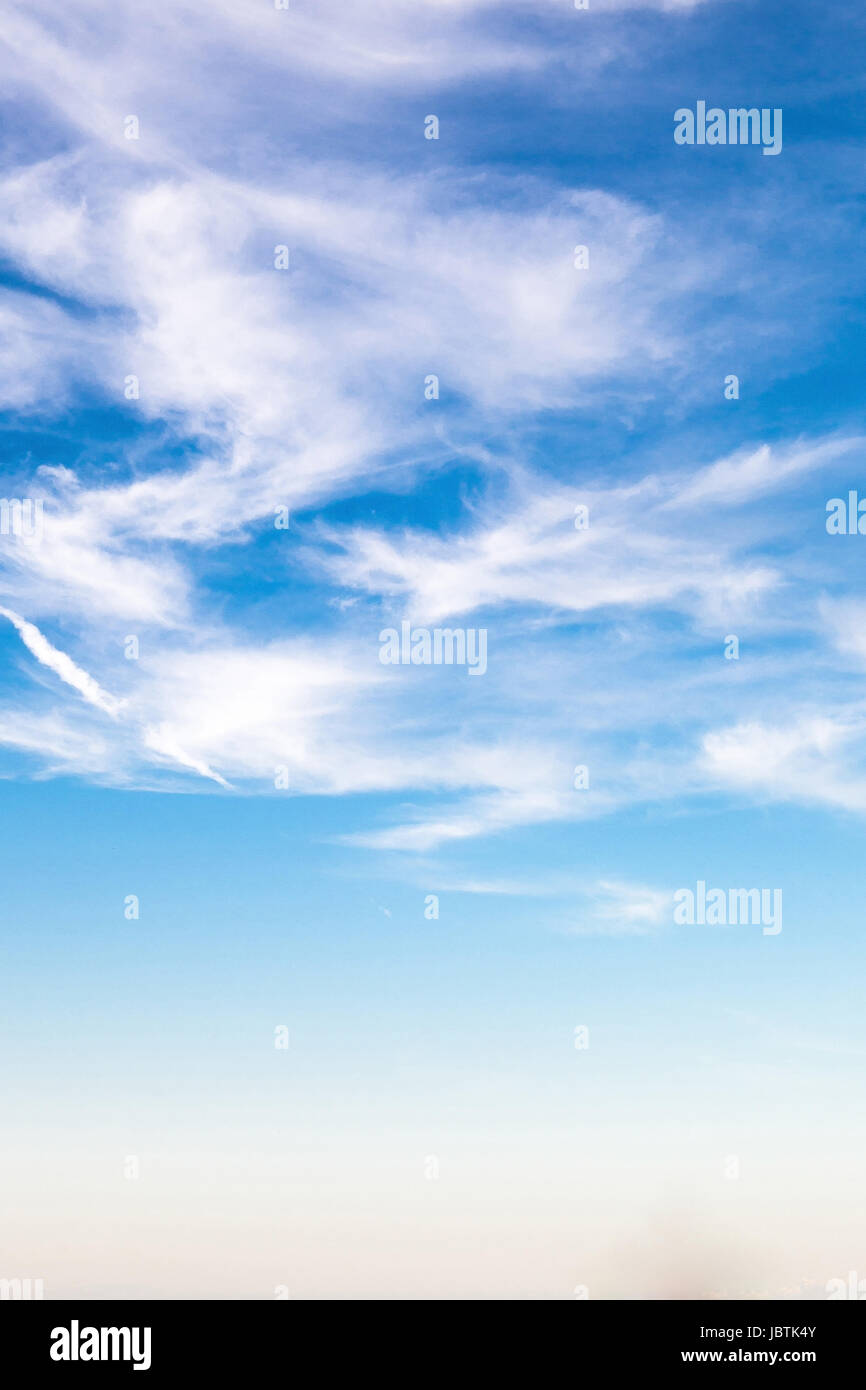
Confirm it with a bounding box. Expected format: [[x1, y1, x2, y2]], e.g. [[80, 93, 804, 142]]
[[0, 707, 116, 777], [427, 870, 673, 935], [313, 454, 784, 627], [0, 136, 740, 666], [0, 0, 863, 862], [0, 0, 715, 130], [701, 714, 866, 813], [1, 416, 863, 849], [666, 437, 865, 510], [569, 879, 672, 935]]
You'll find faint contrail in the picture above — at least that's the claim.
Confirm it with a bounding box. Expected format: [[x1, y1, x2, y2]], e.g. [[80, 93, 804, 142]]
[[0, 604, 124, 717], [0, 605, 232, 789]]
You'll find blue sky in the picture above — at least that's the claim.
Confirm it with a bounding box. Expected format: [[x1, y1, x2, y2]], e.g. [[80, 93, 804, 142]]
[[1, 0, 865, 1299]]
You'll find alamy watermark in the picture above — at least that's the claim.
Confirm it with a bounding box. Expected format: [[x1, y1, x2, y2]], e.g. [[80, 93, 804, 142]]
[[379, 621, 487, 675], [674, 880, 782, 935], [0, 1277, 44, 1300], [826, 1271, 866, 1299], [826, 492, 866, 534], [0, 498, 43, 543], [50, 1322, 151, 1371], [674, 103, 782, 156]]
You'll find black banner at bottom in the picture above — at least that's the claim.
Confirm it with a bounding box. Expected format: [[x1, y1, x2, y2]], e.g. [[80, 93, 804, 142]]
[[2, 1299, 862, 1376]]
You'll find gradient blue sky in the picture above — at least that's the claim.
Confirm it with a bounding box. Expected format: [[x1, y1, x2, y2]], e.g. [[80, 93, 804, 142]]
[[1, 0, 865, 1299]]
